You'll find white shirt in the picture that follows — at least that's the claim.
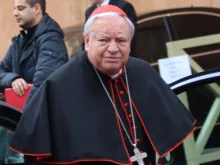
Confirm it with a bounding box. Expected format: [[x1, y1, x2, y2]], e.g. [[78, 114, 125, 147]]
[[97, 0, 110, 7]]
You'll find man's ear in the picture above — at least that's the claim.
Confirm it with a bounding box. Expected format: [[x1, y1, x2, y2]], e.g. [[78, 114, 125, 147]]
[[84, 33, 89, 51], [34, 3, 41, 15]]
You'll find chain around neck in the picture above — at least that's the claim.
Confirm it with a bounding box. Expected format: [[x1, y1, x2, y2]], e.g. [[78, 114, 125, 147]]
[[94, 67, 137, 147]]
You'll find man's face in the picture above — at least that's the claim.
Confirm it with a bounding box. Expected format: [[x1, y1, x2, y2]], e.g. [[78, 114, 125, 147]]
[[88, 0, 103, 5], [13, 0, 37, 29], [84, 16, 132, 76]]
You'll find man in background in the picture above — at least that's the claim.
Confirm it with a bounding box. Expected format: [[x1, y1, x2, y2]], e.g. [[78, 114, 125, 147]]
[[0, 0, 68, 163], [0, 0, 68, 98], [82, 0, 137, 57]]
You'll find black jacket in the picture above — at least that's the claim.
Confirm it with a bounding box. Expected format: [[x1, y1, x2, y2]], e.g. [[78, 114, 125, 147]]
[[83, 0, 137, 56], [0, 14, 68, 99]]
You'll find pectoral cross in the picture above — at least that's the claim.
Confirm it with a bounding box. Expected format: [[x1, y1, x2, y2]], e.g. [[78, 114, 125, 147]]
[[130, 147, 147, 165]]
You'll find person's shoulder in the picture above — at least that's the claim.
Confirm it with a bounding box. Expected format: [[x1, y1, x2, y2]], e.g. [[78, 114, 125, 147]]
[[35, 14, 64, 40], [47, 52, 85, 82], [122, 0, 133, 6], [123, 1, 136, 12], [86, 5, 94, 12], [112, 0, 136, 21], [128, 57, 151, 68], [116, 0, 134, 8], [127, 57, 162, 81], [11, 33, 20, 41], [85, 5, 96, 18], [9, 34, 21, 47], [127, 57, 156, 74]]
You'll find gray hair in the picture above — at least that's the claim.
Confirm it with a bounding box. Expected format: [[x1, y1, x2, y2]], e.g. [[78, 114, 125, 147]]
[[84, 12, 135, 37]]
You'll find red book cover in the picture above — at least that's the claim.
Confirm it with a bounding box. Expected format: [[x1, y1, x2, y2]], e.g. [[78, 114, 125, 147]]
[[5, 84, 33, 110]]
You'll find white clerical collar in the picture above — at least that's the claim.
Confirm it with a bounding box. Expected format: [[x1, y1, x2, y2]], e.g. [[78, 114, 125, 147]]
[[111, 69, 123, 79], [97, 0, 110, 7]]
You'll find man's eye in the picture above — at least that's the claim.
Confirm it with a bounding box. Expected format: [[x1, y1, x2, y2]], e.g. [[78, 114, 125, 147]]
[[117, 39, 127, 44], [18, 7, 25, 11], [98, 39, 107, 42]]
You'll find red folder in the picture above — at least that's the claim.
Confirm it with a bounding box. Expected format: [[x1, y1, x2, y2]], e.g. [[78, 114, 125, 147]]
[[5, 84, 33, 110]]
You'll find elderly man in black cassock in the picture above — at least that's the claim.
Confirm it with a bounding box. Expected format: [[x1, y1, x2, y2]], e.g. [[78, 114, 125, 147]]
[[9, 5, 196, 165]]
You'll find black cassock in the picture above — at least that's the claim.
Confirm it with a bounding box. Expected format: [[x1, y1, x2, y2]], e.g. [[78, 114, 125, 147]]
[[9, 52, 196, 164]]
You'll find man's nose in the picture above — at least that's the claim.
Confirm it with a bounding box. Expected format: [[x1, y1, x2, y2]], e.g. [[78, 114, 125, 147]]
[[13, 9, 19, 17], [107, 40, 119, 53]]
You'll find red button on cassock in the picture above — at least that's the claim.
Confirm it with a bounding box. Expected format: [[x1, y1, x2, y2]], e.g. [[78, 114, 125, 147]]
[[124, 103, 128, 108]]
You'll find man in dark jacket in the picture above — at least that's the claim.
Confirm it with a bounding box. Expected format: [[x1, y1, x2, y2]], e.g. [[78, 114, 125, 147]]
[[0, 0, 68, 99], [0, 0, 68, 163], [82, 0, 137, 57]]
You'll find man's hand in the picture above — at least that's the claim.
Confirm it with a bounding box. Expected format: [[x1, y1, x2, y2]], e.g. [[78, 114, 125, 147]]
[[11, 78, 28, 96]]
